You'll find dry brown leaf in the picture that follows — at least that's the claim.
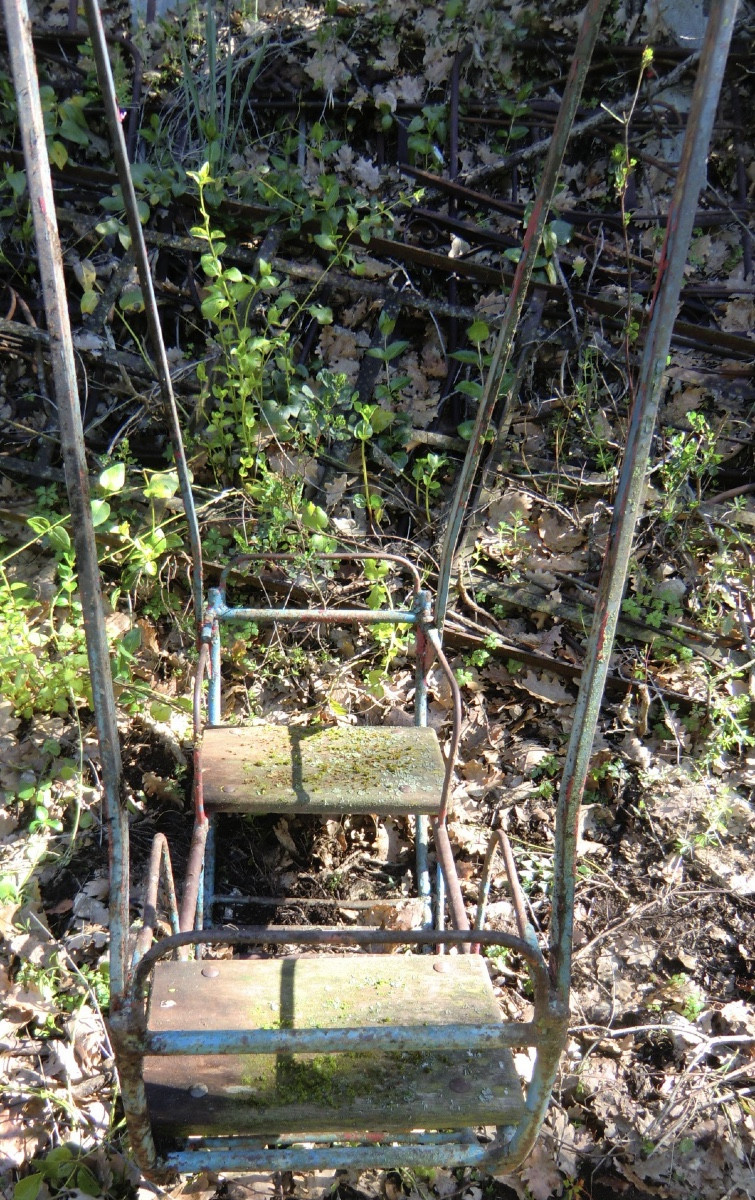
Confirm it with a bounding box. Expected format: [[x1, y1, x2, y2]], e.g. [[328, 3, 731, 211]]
[[537, 512, 585, 553], [517, 672, 574, 705], [519, 1141, 563, 1200], [0, 1108, 32, 1171], [273, 819, 298, 857]]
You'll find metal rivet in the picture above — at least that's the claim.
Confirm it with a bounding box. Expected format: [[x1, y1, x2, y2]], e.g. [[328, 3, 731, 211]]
[[433, 960, 452, 973], [201, 966, 220, 978], [189, 1084, 208, 1099]]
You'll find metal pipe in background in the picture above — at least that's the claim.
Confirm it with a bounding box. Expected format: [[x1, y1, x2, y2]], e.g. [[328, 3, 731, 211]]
[[3, 0, 129, 1002], [434, 0, 609, 631], [82, 0, 204, 629], [549, 0, 741, 1003]]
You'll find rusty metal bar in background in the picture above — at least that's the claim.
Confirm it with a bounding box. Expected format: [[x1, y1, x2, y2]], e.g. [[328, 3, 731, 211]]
[[3, 0, 130, 1002], [434, 0, 610, 632], [549, 0, 741, 1004], [82, 0, 204, 628]]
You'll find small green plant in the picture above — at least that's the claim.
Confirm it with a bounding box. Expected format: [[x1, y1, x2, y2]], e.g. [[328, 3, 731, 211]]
[[14, 1145, 102, 1200], [667, 973, 706, 1020], [352, 403, 389, 525], [496, 511, 529, 557], [494, 85, 532, 156], [675, 784, 733, 855], [531, 753, 560, 800], [405, 103, 448, 169], [367, 309, 411, 406], [604, 45, 654, 355], [451, 318, 493, 430], [556, 346, 620, 474], [659, 410, 723, 519], [483, 944, 511, 973], [252, 119, 390, 261], [455, 646, 492, 688], [621, 578, 682, 632], [411, 453, 447, 523]]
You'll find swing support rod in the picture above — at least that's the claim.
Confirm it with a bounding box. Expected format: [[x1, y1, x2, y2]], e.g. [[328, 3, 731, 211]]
[[3, 0, 130, 1004], [549, 0, 740, 1003], [434, 0, 610, 632], [82, 0, 204, 629]]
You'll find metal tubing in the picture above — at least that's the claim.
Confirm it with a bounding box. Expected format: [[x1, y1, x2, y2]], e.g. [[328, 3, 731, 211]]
[[146, 1021, 539, 1056], [193, 640, 210, 827], [414, 597, 432, 924], [419, 624, 468, 937], [194, 1131, 477, 1148], [109, 1012, 158, 1170], [178, 818, 209, 935], [159, 1141, 497, 1174], [490, 1038, 564, 1170], [133, 834, 180, 963], [219, 551, 422, 595], [82, 0, 203, 628], [3, 0, 129, 1003], [209, 618, 221, 725], [435, 0, 609, 630], [424, 627, 462, 824], [208, 604, 419, 626], [433, 821, 469, 937], [475, 829, 534, 947], [549, 0, 740, 1004], [203, 817, 217, 925], [132, 926, 553, 1007]]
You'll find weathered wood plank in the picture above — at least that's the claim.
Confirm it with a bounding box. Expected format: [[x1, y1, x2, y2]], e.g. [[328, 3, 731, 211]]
[[144, 956, 524, 1137], [201, 725, 446, 814]]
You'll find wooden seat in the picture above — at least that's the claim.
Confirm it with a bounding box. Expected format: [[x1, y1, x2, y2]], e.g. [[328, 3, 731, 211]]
[[144, 956, 525, 1138], [201, 725, 446, 815]]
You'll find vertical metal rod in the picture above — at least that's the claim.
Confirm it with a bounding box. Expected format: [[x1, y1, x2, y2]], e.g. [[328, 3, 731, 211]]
[[82, 0, 204, 628], [209, 618, 221, 724], [414, 608, 431, 925], [549, 0, 740, 1002], [435, 0, 609, 631], [203, 816, 217, 924], [3, 0, 129, 1003]]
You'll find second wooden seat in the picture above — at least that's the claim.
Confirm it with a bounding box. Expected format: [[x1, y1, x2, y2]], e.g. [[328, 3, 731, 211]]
[[201, 724, 446, 815]]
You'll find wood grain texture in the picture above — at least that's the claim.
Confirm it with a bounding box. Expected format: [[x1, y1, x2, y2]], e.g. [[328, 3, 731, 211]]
[[201, 724, 446, 814], [144, 955, 524, 1137]]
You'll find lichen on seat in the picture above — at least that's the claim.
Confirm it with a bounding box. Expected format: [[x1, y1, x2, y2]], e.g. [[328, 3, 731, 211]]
[[201, 724, 446, 815]]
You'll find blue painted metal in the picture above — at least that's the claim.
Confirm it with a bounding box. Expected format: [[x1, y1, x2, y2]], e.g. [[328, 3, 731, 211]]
[[208, 618, 221, 725], [415, 587, 434, 924], [195, 1132, 477, 1149], [161, 1141, 501, 1173], [207, 602, 420, 625], [146, 1021, 538, 1056]]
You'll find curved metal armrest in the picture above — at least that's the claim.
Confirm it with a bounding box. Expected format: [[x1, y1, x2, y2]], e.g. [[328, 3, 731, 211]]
[[217, 550, 422, 595]]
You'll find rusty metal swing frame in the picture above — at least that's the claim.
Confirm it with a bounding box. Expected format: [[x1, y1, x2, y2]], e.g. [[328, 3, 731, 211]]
[[3, 0, 740, 1178]]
